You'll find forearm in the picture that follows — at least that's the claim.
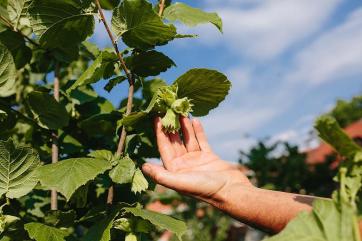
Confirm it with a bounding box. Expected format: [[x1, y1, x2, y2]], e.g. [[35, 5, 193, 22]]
[[209, 184, 316, 233]]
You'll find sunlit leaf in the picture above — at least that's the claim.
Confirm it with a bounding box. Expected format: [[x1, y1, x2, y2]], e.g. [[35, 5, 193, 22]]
[[24, 222, 68, 241], [0, 139, 40, 198], [36, 158, 112, 200], [28, 0, 95, 48], [315, 116, 362, 160], [175, 68, 231, 116], [112, 0, 176, 50], [0, 42, 16, 97], [109, 156, 136, 184], [123, 206, 187, 240], [164, 2, 222, 32], [131, 168, 148, 194]]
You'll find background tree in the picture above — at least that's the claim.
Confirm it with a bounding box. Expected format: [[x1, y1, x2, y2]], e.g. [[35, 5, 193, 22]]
[[329, 95, 362, 128]]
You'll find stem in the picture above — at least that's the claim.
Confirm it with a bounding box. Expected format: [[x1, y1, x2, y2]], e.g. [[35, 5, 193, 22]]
[[158, 0, 166, 16], [95, 0, 135, 205], [51, 63, 60, 211], [0, 15, 39, 47]]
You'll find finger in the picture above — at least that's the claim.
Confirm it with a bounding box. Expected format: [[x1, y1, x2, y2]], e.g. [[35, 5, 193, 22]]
[[168, 132, 187, 157], [142, 163, 207, 196], [154, 117, 176, 168], [192, 119, 212, 152], [180, 116, 200, 152], [142, 163, 180, 189]]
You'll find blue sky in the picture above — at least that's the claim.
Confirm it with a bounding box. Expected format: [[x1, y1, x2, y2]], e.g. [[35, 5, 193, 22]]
[[90, 0, 362, 162]]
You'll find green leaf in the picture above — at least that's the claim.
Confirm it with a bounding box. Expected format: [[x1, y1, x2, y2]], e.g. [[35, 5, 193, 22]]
[[68, 51, 118, 92], [44, 210, 76, 228], [69, 85, 98, 105], [0, 139, 40, 198], [79, 113, 120, 138], [112, 0, 177, 50], [36, 158, 112, 200], [131, 168, 148, 194], [126, 50, 175, 77], [7, 0, 31, 29], [123, 206, 187, 240], [28, 0, 95, 48], [24, 222, 68, 241], [109, 156, 136, 184], [81, 208, 120, 241], [0, 109, 7, 121], [27, 91, 69, 129], [88, 150, 114, 163], [104, 76, 127, 92], [0, 29, 32, 68], [315, 116, 362, 159], [263, 199, 359, 241], [99, 0, 120, 10], [121, 112, 148, 128], [142, 78, 167, 100], [175, 68, 231, 116], [0, 214, 19, 234], [164, 2, 222, 32], [0, 42, 16, 97], [125, 233, 137, 241]]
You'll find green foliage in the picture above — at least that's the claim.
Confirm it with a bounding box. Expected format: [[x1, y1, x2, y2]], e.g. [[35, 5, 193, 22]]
[[163, 2, 223, 32], [0, 42, 16, 97], [240, 141, 336, 196], [68, 51, 118, 92], [263, 116, 362, 241], [27, 91, 69, 130], [0, 139, 40, 198], [36, 158, 112, 200], [264, 200, 357, 241], [329, 95, 362, 128], [122, 69, 230, 132], [124, 206, 187, 240], [131, 168, 148, 194], [0, 30, 31, 69], [0, 0, 297, 240], [176, 68, 231, 116], [28, 0, 95, 49], [125, 50, 175, 77], [112, 0, 177, 50], [24, 222, 68, 241], [316, 115, 362, 159]]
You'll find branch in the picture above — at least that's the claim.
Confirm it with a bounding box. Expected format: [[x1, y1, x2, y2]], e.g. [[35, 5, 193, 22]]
[[0, 15, 40, 47], [0, 100, 40, 128], [158, 0, 166, 16], [95, 0, 135, 205], [51, 63, 60, 211]]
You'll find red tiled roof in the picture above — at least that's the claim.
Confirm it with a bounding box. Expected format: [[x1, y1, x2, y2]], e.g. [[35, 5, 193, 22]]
[[306, 120, 362, 164]]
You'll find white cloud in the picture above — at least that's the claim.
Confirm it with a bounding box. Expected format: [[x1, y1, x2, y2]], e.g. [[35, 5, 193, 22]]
[[195, 0, 342, 60], [287, 8, 362, 85]]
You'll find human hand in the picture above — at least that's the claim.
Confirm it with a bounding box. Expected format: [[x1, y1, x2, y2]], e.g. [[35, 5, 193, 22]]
[[142, 117, 252, 206]]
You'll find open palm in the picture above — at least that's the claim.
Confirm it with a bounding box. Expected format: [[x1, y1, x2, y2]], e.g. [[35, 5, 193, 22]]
[[142, 117, 251, 203]]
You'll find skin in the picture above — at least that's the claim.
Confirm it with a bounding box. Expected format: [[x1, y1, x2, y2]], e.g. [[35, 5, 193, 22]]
[[141, 117, 358, 234]]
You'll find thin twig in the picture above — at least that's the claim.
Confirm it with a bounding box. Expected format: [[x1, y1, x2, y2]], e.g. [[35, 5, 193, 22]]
[[0, 100, 39, 127], [0, 15, 39, 46], [95, 0, 135, 205], [51, 63, 60, 211], [158, 0, 166, 16]]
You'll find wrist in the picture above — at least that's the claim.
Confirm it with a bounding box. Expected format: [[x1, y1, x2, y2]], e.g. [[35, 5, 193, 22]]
[[209, 179, 256, 212]]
